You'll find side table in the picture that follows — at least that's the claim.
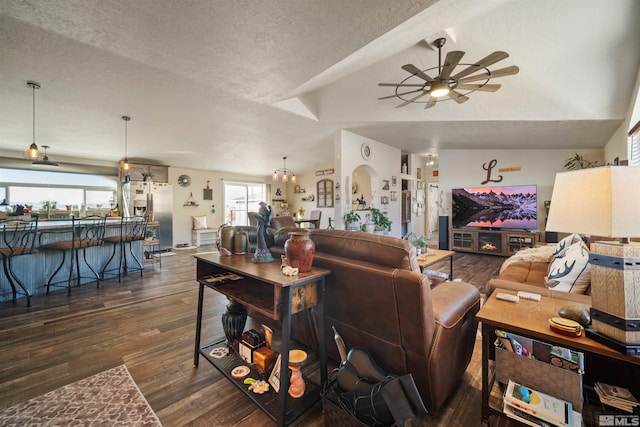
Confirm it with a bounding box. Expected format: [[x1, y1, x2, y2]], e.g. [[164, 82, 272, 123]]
[[193, 253, 331, 426], [477, 289, 640, 426]]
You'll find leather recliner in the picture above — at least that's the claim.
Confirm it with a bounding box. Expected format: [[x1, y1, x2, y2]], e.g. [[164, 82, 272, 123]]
[[269, 229, 481, 412]]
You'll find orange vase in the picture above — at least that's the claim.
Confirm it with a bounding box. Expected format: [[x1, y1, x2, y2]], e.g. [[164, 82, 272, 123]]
[[284, 231, 315, 273]]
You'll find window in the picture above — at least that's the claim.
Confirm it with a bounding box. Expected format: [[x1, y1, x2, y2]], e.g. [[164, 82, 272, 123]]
[[629, 121, 640, 167], [0, 168, 117, 217], [223, 182, 267, 226]]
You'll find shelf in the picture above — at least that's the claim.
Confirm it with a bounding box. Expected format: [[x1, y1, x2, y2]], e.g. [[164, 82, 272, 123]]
[[200, 339, 320, 425], [199, 276, 277, 320], [144, 222, 161, 268]]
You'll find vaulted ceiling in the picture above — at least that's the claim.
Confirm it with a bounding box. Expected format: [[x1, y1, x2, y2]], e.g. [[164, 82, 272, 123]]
[[1, 0, 639, 176]]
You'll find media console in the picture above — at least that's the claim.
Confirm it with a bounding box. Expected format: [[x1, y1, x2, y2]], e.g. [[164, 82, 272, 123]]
[[450, 229, 541, 256]]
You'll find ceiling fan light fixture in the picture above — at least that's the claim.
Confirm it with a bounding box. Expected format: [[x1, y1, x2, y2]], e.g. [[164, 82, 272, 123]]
[[430, 82, 450, 98]]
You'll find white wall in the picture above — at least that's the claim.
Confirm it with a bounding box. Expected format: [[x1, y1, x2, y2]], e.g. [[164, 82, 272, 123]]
[[168, 167, 270, 247], [334, 130, 402, 237], [286, 161, 335, 229], [605, 65, 640, 162], [438, 148, 604, 233]]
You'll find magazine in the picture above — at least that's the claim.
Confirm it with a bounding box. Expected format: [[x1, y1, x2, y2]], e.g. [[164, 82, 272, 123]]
[[594, 382, 639, 413], [504, 380, 573, 427]]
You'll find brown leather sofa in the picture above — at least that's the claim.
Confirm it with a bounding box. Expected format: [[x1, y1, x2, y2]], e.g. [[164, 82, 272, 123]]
[[270, 229, 481, 412], [485, 237, 609, 305]]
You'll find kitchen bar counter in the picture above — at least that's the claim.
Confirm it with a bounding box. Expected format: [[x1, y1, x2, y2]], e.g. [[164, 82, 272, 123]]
[[0, 217, 144, 304]]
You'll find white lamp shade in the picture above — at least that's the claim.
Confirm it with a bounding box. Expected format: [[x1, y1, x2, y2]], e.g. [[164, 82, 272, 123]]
[[545, 166, 640, 238]]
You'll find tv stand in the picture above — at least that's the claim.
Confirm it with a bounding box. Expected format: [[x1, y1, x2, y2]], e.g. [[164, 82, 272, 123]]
[[450, 229, 540, 256]]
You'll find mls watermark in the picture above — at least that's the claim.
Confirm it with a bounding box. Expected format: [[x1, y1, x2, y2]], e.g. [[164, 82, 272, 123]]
[[599, 415, 640, 426]]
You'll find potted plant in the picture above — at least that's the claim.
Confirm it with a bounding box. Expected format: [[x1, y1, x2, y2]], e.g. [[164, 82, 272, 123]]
[[412, 236, 429, 254], [365, 207, 392, 234], [142, 170, 154, 181], [564, 153, 598, 170], [344, 210, 361, 230]]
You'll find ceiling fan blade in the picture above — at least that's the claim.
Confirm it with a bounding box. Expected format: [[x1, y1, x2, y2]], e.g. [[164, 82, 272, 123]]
[[448, 90, 470, 104], [458, 65, 520, 83], [378, 89, 423, 100], [451, 51, 510, 80], [395, 91, 429, 108], [439, 51, 465, 80], [379, 83, 427, 87], [401, 64, 435, 83], [424, 97, 437, 109], [456, 83, 501, 92]]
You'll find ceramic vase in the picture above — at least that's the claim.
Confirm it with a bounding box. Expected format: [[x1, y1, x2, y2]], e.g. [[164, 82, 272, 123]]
[[288, 349, 307, 398], [221, 299, 247, 344], [284, 230, 315, 273]]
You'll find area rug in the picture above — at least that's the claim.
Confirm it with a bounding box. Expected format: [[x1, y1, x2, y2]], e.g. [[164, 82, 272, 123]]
[[0, 365, 162, 426]]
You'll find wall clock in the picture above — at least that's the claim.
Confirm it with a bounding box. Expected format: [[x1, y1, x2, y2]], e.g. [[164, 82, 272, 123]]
[[178, 174, 191, 187], [361, 142, 371, 160]]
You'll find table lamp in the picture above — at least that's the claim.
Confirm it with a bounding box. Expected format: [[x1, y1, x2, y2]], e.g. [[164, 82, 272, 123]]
[[546, 166, 640, 353]]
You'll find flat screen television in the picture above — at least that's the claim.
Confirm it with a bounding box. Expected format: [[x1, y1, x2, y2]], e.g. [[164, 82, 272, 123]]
[[451, 185, 537, 230]]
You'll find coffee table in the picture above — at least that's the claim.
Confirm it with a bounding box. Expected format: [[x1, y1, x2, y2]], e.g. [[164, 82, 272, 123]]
[[417, 249, 454, 279]]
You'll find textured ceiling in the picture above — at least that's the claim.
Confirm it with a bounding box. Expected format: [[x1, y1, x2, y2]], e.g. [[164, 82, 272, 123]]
[[0, 0, 639, 176]]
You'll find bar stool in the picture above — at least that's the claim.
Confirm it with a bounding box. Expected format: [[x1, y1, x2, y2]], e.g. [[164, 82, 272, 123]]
[[101, 216, 147, 282], [39, 215, 106, 296], [0, 218, 39, 307]]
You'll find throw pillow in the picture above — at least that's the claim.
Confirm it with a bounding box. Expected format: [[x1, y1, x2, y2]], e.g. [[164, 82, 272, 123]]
[[551, 233, 582, 259], [192, 215, 208, 230], [545, 240, 591, 294]]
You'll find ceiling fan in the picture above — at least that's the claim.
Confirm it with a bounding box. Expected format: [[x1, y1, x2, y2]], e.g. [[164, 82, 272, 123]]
[[378, 38, 519, 109]]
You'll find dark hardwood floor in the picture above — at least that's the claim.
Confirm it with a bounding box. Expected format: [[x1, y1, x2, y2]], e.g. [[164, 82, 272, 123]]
[[0, 246, 504, 426]]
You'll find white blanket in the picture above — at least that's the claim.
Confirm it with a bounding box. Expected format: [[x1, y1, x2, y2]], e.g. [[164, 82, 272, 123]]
[[499, 244, 556, 274]]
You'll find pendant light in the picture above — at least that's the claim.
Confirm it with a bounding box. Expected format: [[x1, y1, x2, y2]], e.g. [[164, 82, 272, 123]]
[[272, 156, 296, 183], [120, 116, 131, 173], [32, 144, 59, 167], [26, 82, 41, 159]]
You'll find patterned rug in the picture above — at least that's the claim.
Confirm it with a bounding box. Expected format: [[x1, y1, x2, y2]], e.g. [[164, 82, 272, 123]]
[[0, 365, 162, 426]]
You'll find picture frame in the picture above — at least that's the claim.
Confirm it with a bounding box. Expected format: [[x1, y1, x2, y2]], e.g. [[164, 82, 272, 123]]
[[391, 176, 397, 186], [390, 191, 397, 202], [268, 354, 282, 393], [382, 179, 390, 190]]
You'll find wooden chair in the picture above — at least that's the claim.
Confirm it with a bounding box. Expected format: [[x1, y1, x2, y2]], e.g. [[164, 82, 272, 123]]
[[297, 210, 322, 229], [0, 218, 39, 307]]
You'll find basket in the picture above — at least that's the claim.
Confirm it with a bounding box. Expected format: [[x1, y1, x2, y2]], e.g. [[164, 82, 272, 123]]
[[495, 344, 583, 411], [321, 379, 369, 427]]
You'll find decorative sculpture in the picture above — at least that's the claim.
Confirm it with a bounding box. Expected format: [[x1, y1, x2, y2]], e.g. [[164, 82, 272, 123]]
[[252, 201, 274, 263]]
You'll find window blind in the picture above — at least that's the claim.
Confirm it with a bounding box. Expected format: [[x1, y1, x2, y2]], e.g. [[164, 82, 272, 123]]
[[629, 121, 640, 166]]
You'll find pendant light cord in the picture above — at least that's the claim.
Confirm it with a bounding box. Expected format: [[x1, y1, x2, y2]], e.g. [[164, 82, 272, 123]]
[[32, 84, 35, 144]]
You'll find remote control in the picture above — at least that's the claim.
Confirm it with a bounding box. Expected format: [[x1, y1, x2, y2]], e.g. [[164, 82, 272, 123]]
[[496, 293, 519, 303], [517, 291, 541, 302]]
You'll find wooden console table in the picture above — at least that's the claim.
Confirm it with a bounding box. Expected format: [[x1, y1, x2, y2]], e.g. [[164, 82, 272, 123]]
[[193, 253, 331, 426], [477, 289, 640, 426]]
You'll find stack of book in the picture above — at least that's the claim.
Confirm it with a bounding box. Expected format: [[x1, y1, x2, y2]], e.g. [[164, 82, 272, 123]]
[[503, 380, 577, 427], [594, 382, 639, 413]]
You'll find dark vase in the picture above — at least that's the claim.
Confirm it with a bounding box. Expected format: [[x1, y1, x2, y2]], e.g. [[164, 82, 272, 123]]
[[284, 230, 315, 273], [221, 299, 247, 343]]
